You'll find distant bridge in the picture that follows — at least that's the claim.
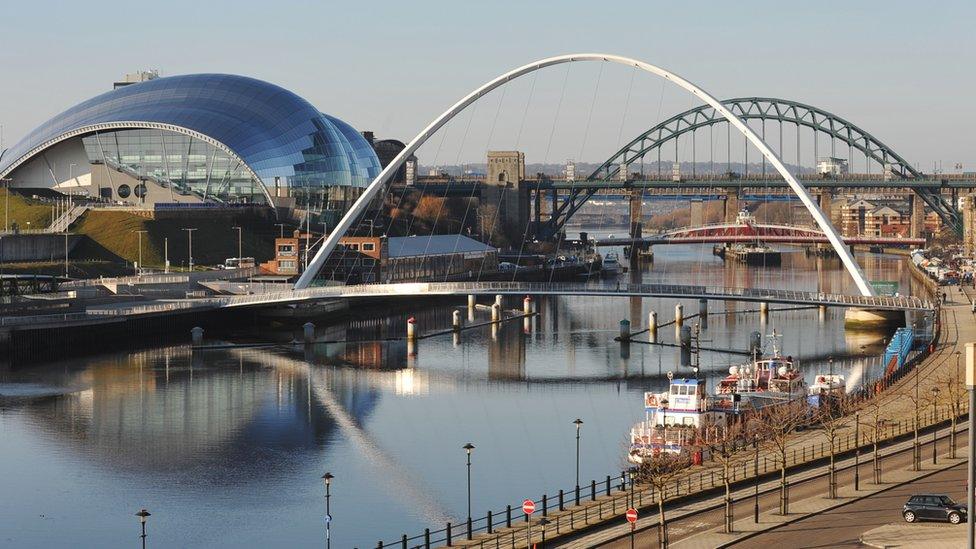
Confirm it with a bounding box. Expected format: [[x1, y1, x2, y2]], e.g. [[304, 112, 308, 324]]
[[594, 222, 926, 247]]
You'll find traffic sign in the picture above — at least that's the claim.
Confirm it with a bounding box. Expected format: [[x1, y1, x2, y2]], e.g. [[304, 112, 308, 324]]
[[522, 499, 536, 515], [626, 508, 638, 523]]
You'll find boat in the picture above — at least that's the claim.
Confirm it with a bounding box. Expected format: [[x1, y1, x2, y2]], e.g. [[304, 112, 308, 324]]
[[601, 252, 622, 277], [715, 330, 806, 409], [807, 373, 846, 409], [628, 376, 730, 463], [727, 244, 782, 266]]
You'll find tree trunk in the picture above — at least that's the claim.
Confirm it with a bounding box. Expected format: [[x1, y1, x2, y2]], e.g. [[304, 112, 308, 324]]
[[950, 415, 957, 459], [873, 439, 881, 484], [828, 438, 836, 499], [724, 465, 733, 533], [780, 457, 788, 515], [658, 498, 667, 548]]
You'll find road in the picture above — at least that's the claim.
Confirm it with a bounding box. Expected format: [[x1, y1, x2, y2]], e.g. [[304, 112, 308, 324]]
[[597, 423, 966, 548], [732, 462, 965, 548]]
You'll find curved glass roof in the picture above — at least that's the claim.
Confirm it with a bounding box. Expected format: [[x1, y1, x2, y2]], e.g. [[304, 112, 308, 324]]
[[0, 74, 381, 191]]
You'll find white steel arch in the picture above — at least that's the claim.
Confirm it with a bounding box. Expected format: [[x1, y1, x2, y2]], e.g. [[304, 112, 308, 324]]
[[296, 53, 874, 296]]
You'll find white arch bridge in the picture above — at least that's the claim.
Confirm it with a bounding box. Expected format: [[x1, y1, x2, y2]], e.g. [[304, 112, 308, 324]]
[[206, 282, 931, 312]]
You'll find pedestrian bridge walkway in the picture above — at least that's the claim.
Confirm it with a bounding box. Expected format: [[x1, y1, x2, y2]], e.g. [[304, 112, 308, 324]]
[[215, 281, 932, 312]]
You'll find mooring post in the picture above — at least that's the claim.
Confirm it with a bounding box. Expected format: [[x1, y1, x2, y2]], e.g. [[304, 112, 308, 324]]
[[619, 319, 631, 341], [191, 326, 203, 345], [452, 310, 462, 332], [523, 295, 532, 315], [818, 304, 827, 322], [674, 303, 684, 327], [495, 294, 503, 308], [406, 316, 417, 340], [303, 322, 315, 344], [760, 302, 769, 324], [699, 298, 708, 329], [491, 303, 501, 323], [468, 294, 476, 310], [648, 311, 657, 342]]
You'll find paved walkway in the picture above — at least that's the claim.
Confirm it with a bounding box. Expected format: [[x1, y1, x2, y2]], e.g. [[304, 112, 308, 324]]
[[860, 522, 965, 548]]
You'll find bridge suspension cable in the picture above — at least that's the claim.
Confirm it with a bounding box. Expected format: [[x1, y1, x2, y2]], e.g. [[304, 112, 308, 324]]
[[295, 54, 875, 297]]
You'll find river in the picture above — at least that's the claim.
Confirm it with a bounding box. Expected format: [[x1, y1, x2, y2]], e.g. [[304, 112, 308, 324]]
[[0, 243, 925, 547]]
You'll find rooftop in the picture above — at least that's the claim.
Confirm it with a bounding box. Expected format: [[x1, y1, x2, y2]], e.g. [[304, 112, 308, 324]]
[[388, 235, 496, 258]]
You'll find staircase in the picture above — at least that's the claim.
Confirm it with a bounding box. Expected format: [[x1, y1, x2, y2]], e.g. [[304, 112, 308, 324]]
[[47, 204, 88, 233]]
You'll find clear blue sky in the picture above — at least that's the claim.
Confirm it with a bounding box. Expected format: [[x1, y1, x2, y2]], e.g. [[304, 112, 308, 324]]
[[1, 0, 972, 171]]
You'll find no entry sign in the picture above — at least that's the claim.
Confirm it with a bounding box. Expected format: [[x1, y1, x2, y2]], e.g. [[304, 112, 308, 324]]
[[522, 499, 536, 515], [626, 508, 638, 523]]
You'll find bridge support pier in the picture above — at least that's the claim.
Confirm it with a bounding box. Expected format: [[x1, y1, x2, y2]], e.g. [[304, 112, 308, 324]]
[[690, 199, 705, 228], [648, 311, 657, 342], [303, 322, 315, 344], [909, 194, 925, 240], [724, 190, 740, 224], [191, 326, 203, 346], [698, 299, 708, 330]]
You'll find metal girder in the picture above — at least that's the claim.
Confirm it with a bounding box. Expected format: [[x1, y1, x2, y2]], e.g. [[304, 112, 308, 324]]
[[545, 97, 960, 236]]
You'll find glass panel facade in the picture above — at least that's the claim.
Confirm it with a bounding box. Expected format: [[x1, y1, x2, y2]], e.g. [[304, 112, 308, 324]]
[[82, 129, 264, 203]]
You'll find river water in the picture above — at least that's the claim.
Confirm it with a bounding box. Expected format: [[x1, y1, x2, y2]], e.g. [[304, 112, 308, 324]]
[[0, 243, 925, 548]]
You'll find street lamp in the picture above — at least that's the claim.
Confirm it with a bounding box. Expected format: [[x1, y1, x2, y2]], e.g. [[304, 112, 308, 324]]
[[854, 411, 860, 491], [1, 177, 11, 232], [322, 472, 334, 549], [463, 443, 475, 540], [134, 230, 148, 276], [182, 228, 197, 271], [931, 386, 940, 464], [232, 226, 243, 266], [135, 508, 151, 549], [573, 418, 584, 505]]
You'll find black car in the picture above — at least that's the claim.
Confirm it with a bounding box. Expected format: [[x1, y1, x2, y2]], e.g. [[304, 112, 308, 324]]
[[903, 494, 967, 524]]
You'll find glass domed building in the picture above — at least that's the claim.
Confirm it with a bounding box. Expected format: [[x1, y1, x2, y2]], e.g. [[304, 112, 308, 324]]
[[0, 74, 381, 218]]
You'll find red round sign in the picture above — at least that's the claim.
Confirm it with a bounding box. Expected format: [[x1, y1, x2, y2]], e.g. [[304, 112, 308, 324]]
[[626, 508, 638, 523], [522, 499, 536, 515]]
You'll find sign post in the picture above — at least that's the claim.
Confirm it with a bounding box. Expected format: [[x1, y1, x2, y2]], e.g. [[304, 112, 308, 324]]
[[626, 508, 638, 549], [523, 500, 535, 548]]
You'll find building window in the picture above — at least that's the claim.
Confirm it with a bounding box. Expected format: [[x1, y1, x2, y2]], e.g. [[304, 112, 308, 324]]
[[117, 184, 131, 198], [362, 242, 375, 251]]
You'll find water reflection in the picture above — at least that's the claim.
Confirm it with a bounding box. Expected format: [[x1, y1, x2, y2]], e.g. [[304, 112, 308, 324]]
[[0, 244, 927, 547]]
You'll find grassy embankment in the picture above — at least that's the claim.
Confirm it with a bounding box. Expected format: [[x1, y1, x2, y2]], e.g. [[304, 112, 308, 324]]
[[1, 189, 54, 230], [71, 210, 277, 271]]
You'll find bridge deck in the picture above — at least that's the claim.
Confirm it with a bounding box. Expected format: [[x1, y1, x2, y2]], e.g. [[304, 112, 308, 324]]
[[217, 281, 930, 311]]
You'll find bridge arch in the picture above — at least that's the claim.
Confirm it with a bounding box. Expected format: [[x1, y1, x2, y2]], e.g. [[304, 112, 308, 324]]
[[296, 54, 875, 296], [590, 97, 921, 181]]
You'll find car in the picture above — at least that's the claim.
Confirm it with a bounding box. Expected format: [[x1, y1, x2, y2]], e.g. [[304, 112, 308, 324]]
[[903, 494, 967, 524]]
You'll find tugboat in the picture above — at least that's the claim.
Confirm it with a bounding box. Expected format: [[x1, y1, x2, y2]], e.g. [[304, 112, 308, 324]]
[[715, 330, 807, 409], [628, 374, 730, 463], [726, 209, 782, 266]]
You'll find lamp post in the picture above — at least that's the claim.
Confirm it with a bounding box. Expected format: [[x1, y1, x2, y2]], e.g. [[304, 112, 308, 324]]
[[573, 418, 583, 505], [1, 177, 11, 232], [539, 517, 550, 547], [854, 411, 860, 491], [135, 509, 151, 549], [463, 443, 475, 540], [931, 386, 940, 464], [164, 237, 169, 274], [232, 226, 242, 266], [322, 472, 334, 549], [914, 358, 920, 471], [628, 466, 637, 508], [134, 230, 148, 276], [182, 228, 196, 271]]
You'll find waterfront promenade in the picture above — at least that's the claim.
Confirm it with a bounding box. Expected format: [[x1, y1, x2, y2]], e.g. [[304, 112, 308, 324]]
[[439, 283, 974, 548]]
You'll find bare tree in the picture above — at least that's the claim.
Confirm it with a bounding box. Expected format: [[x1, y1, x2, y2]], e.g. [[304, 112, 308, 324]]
[[938, 352, 964, 459], [702, 418, 753, 532], [858, 393, 886, 484], [637, 450, 692, 549], [754, 399, 809, 515], [813, 395, 855, 498]]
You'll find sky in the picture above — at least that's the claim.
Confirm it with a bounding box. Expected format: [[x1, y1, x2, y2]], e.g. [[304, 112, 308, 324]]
[[1, 0, 973, 172]]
